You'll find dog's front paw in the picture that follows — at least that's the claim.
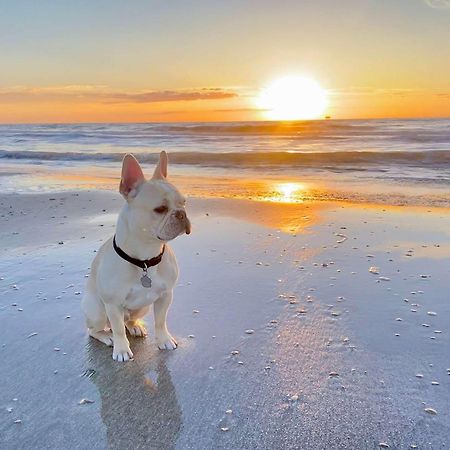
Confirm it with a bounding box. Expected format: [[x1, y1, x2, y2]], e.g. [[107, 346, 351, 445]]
[[126, 320, 147, 337], [156, 331, 178, 350], [112, 340, 134, 362]]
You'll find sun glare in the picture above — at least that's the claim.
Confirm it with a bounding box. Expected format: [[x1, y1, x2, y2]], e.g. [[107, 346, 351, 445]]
[[265, 182, 306, 203], [258, 76, 328, 120]]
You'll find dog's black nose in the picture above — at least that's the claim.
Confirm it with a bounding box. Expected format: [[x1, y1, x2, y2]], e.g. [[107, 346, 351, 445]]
[[175, 210, 186, 220]]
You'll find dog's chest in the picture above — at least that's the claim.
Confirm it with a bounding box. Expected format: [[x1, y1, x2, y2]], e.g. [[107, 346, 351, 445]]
[[123, 269, 166, 310]]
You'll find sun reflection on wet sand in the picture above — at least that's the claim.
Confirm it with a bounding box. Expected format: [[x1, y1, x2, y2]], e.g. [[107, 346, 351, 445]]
[[187, 197, 328, 234], [264, 182, 308, 203]]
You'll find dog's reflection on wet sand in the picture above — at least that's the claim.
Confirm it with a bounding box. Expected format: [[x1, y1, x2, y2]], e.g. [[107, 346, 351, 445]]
[[86, 338, 182, 450]]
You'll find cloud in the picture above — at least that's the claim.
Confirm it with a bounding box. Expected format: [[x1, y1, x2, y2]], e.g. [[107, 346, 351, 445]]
[[424, 0, 450, 9], [213, 107, 266, 113], [331, 87, 448, 98], [0, 85, 238, 104], [103, 89, 237, 103]]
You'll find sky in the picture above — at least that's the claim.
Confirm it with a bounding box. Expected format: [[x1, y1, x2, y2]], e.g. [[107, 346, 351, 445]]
[[0, 0, 449, 123]]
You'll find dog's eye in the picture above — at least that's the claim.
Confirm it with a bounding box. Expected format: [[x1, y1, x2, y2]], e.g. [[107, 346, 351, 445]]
[[154, 205, 168, 214]]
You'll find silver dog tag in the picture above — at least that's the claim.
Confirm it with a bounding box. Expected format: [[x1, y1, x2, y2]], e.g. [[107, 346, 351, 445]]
[[141, 274, 152, 288], [141, 268, 152, 288]]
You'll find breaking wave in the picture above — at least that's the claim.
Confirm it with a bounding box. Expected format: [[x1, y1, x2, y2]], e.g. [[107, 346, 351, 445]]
[[1, 149, 450, 169]]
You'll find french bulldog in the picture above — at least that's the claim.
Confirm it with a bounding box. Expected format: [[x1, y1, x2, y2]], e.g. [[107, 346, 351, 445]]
[[81, 151, 190, 361]]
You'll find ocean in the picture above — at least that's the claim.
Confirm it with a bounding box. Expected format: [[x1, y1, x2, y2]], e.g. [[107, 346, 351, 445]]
[[1, 119, 450, 206]]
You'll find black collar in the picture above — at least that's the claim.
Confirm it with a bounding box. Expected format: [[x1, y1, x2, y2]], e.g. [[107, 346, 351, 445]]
[[113, 235, 165, 270]]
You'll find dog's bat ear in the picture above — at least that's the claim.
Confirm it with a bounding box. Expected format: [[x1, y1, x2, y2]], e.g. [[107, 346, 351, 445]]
[[152, 151, 168, 180], [120, 154, 145, 199]]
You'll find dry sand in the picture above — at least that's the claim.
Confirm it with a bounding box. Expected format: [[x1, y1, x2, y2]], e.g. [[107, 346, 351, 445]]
[[1, 190, 450, 449]]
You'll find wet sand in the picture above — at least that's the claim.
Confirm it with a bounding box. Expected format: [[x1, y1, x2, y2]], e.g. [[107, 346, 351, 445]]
[[1, 191, 450, 449]]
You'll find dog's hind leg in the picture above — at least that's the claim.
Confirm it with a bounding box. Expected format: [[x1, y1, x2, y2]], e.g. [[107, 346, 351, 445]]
[[81, 291, 113, 347]]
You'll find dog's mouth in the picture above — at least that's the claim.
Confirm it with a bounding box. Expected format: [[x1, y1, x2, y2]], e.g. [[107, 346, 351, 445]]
[[157, 215, 191, 241], [157, 228, 190, 242]]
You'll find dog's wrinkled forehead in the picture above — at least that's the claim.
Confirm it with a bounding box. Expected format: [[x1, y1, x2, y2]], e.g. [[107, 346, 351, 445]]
[[136, 180, 185, 208]]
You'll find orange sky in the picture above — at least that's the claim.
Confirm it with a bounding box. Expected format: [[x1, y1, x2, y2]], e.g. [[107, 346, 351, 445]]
[[2, 85, 449, 123], [1, 1, 449, 123]]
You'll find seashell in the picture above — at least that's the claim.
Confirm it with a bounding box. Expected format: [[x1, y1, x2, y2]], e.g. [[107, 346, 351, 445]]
[[78, 398, 95, 405], [245, 329, 254, 334], [424, 407, 437, 415]]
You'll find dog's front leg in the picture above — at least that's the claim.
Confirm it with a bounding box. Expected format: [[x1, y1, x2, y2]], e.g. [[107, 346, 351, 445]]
[[104, 303, 134, 361], [154, 291, 178, 350]]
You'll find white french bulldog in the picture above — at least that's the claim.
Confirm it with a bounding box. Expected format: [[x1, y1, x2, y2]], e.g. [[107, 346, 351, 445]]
[[81, 151, 190, 361]]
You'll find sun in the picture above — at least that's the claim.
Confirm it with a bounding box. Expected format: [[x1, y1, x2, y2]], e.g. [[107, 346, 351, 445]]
[[258, 76, 328, 120]]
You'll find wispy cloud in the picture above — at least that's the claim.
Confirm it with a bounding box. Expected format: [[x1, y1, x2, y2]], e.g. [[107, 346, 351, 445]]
[[0, 85, 238, 103], [103, 88, 237, 104], [424, 0, 450, 9], [330, 87, 450, 98]]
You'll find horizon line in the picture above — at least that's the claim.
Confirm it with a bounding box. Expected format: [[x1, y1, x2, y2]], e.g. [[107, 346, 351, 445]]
[[1, 115, 450, 126]]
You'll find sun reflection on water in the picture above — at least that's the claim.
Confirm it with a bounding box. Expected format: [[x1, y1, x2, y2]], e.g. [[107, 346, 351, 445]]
[[265, 182, 307, 203]]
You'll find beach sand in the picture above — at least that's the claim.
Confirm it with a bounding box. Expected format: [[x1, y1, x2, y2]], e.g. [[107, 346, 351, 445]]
[[1, 190, 450, 449]]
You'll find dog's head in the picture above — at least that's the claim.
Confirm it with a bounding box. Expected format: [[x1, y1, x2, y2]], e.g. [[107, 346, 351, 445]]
[[119, 151, 191, 242]]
